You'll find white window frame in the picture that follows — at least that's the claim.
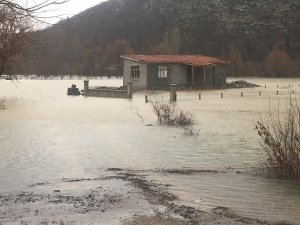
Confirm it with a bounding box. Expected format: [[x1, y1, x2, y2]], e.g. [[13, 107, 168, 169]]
[[158, 65, 168, 79], [130, 65, 140, 79]]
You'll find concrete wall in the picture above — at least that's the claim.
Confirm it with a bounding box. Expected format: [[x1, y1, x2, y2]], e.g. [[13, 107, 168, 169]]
[[205, 67, 214, 88], [215, 65, 227, 87], [86, 89, 129, 98], [147, 64, 187, 90], [186, 65, 227, 88], [123, 59, 147, 90], [84, 80, 132, 99], [169, 64, 187, 86], [205, 66, 226, 88]]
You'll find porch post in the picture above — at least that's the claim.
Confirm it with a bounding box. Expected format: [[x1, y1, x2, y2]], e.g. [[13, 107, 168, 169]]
[[192, 66, 195, 88], [203, 66, 206, 88], [213, 66, 216, 88]]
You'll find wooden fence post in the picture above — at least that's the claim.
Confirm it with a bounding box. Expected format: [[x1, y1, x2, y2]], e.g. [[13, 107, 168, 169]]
[[170, 84, 177, 101], [84, 80, 89, 96]]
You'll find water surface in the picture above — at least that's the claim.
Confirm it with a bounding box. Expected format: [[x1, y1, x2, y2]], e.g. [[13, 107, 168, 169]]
[[0, 77, 300, 224]]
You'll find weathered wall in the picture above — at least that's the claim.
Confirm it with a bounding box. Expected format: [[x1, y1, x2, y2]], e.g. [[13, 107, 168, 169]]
[[169, 64, 187, 86], [186, 66, 227, 88], [84, 80, 132, 98], [123, 59, 147, 90], [147, 64, 187, 89], [205, 67, 215, 88], [205, 66, 226, 88], [86, 89, 129, 98], [215, 65, 227, 87]]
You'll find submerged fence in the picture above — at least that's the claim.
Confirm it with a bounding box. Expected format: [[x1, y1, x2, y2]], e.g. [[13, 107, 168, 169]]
[[143, 83, 299, 103]]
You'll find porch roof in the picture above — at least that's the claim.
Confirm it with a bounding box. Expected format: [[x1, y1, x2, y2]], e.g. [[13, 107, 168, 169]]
[[121, 55, 227, 67]]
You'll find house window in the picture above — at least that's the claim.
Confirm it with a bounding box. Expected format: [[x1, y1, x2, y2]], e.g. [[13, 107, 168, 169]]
[[158, 66, 168, 78], [130, 65, 140, 79]]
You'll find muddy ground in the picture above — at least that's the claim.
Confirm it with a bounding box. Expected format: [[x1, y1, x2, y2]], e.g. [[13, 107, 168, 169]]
[[0, 168, 294, 225]]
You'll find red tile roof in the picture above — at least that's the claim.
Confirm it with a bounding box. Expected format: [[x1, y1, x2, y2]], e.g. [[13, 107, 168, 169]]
[[121, 55, 227, 66]]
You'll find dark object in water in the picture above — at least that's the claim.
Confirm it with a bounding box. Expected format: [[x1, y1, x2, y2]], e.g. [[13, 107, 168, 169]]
[[226, 80, 260, 89], [67, 84, 81, 96], [0, 97, 6, 109]]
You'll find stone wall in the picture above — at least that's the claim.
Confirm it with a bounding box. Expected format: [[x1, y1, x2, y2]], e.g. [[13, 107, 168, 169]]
[[86, 89, 129, 98], [169, 64, 187, 86], [123, 59, 147, 90], [84, 80, 132, 99], [204, 66, 226, 88], [147, 64, 187, 90]]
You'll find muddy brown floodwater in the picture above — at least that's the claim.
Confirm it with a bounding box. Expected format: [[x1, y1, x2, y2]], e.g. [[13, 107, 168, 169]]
[[1, 77, 300, 224]]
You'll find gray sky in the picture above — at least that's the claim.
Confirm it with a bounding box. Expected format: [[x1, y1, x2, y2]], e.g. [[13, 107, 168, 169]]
[[32, 0, 107, 26]]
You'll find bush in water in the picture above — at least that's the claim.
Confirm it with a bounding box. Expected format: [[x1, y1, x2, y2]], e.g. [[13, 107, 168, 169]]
[[256, 96, 300, 178], [150, 100, 193, 127]]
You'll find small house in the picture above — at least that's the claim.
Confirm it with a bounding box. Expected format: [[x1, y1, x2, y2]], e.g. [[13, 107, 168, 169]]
[[121, 55, 228, 90]]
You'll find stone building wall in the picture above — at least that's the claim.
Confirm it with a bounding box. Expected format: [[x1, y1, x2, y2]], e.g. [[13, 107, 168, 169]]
[[147, 64, 187, 90], [123, 59, 147, 90]]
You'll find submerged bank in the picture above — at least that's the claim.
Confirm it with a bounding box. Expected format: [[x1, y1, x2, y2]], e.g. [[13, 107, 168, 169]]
[[0, 168, 294, 225]]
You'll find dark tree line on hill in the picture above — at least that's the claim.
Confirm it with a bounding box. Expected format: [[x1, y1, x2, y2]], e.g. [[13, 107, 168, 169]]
[[7, 0, 300, 77]]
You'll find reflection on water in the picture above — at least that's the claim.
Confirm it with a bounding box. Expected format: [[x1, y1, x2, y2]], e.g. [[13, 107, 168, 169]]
[[0, 78, 300, 224]]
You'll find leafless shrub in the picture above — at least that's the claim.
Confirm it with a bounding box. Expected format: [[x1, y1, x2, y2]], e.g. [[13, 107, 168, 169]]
[[184, 125, 200, 136], [255, 96, 300, 178], [150, 100, 193, 127], [0, 97, 6, 109], [0, 6, 32, 76]]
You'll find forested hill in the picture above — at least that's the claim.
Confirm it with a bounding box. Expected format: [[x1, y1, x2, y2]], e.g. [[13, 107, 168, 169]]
[[14, 0, 300, 76]]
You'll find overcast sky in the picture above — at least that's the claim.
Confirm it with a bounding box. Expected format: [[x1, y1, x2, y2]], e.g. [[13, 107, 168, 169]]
[[33, 0, 107, 26]]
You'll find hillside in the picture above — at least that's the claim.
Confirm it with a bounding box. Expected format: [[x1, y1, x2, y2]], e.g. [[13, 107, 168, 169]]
[[13, 0, 300, 76]]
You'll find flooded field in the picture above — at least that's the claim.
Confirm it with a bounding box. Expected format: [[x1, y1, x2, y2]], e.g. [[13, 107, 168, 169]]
[[1, 77, 300, 224]]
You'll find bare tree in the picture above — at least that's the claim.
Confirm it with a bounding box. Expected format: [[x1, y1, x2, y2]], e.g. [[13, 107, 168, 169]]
[[0, 0, 69, 22], [0, 6, 31, 76], [0, 1, 69, 76]]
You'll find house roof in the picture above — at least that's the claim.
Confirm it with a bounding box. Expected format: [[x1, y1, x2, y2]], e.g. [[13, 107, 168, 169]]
[[121, 55, 227, 67]]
